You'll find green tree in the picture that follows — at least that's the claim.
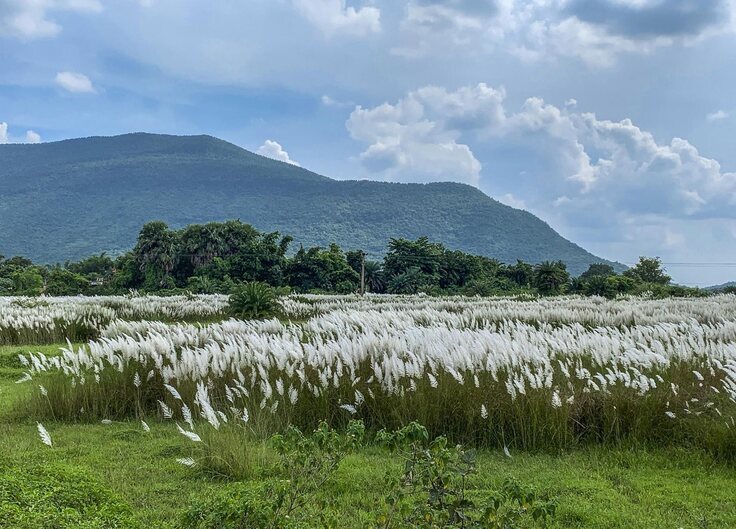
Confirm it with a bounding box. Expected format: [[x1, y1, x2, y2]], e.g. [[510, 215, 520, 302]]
[[606, 275, 637, 296], [133, 221, 180, 290], [346, 250, 386, 293], [45, 268, 90, 296], [624, 257, 671, 285], [285, 244, 359, 293], [0, 277, 13, 294], [387, 266, 433, 294], [12, 268, 44, 296], [66, 253, 115, 278], [579, 263, 615, 281], [363, 260, 386, 293], [504, 260, 534, 287], [533, 261, 570, 295], [383, 237, 443, 288]]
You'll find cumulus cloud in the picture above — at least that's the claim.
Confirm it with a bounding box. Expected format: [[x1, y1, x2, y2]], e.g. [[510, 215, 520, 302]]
[[0, 0, 102, 39], [292, 0, 380, 36], [707, 109, 729, 122], [347, 84, 507, 185], [0, 123, 42, 144], [257, 140, 301, 166], [348, 83, 736, 257], [55, 71, 96, 93], [25, 130, 41, 143], [404, 0, 498, 32]]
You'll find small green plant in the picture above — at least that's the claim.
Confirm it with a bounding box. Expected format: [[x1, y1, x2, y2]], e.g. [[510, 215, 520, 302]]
[[181, 420, 365, 529], [229, 281, 284, 320], [267, 420, 365, 528], [376, 422, 557, 528]]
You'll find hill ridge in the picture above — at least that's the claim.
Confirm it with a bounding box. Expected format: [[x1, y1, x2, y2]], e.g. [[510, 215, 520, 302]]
[[0, 133, 621, 275]]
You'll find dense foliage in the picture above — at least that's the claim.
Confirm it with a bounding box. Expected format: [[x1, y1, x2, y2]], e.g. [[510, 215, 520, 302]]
[[0, 220, 712, 298], [0, 133, 617, 274]]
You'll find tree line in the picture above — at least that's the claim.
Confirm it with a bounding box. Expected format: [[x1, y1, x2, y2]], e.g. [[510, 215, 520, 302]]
[[0, 220, 721, 298]]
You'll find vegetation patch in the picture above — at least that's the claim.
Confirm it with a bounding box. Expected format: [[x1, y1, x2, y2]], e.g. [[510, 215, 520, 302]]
[[0, 462, 139, 529]]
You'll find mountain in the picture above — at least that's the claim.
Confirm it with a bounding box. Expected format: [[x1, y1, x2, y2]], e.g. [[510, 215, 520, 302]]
[[706, 282, 736, 291], [0, 133, 621, 275]]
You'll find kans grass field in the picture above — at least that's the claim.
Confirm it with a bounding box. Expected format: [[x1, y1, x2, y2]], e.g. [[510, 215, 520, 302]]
[[2, 293, 736, 528]]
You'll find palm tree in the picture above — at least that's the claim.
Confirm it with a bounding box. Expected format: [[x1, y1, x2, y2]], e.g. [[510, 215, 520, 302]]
[[134, 221, 179, 288], [533, 261, 570, 295], [363, 260, 386, 293]]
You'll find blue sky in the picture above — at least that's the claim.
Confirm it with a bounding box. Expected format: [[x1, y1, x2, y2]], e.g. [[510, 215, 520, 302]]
[[2, 0, 736, 285]]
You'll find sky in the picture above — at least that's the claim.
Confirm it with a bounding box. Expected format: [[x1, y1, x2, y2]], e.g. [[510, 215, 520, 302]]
[[1, 0, 736, 286]]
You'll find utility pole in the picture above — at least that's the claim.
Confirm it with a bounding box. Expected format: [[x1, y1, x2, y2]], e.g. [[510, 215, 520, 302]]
[[360, 251, 366, 296]]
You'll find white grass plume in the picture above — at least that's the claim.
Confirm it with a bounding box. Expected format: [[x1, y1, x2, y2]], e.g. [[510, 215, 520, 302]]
[[37, 423, 52, 447], [177, 423, 202, 442]]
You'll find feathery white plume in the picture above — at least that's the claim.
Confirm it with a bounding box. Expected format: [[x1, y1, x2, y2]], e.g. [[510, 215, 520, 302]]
[[37, 423, 52, 447]]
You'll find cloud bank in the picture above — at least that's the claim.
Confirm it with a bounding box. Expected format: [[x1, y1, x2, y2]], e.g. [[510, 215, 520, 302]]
[[348, 83, 736, 261]]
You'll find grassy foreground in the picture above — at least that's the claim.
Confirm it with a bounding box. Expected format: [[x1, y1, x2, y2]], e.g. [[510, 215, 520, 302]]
[[2, 345, 736, 528]]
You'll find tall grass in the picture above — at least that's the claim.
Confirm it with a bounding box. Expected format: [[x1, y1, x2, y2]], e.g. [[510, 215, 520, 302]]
[[18, 295, 736, 459], [0, 294, 229, 345]]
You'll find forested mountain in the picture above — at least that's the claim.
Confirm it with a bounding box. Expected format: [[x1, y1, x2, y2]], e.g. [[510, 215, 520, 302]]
[[707, 281, 736, 291], [0, 133, 620, 275]]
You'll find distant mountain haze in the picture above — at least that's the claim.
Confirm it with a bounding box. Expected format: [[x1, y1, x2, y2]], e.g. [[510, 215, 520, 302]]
[[707, 282, 736, 291], [0, 133, 622, 275]]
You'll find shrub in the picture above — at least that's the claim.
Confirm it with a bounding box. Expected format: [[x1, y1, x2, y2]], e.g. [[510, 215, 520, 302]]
[[181, 421, 365, 528], [376, 422, 557, 528], [229, 282, 285, 320]]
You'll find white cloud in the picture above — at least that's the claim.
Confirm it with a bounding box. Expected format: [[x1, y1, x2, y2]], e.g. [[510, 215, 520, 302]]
[[348, 83, 736, 265], [0, 123, 41, 144], [707, 109, 729, 122], [257, 140, 301, 166], [346, 84, 506, 185], [25, 130, 42, 143], [498, 193, 525, 209], [403, 0, 496, 33], [321, 94, 353, 108], [0, 0, 102, 39], [395, 0, 736, 66], [55, 71, 96, 93], [292, 0, 380, 37]]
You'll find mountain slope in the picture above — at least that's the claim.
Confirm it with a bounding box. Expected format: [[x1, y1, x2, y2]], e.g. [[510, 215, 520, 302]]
[[0, 133, 620, 275], [706, 282, 736, 291]]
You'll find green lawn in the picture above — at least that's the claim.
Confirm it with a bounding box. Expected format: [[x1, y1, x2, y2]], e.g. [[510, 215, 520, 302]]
[[2, 344, 736, 528]]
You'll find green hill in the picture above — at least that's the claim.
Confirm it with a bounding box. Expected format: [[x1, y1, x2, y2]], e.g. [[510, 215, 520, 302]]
[[0, 133, 620, 275], [707, 282, 736, 291]]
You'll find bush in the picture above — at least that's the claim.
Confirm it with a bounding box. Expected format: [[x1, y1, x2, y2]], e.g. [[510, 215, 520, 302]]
[[229, 282, 286, 320], [0, 462, 139, 529], [377, 422, 557, 528], [181, 421, 365, 528]]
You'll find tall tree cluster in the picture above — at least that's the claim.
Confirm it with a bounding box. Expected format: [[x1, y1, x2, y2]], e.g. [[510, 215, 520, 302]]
[[0, 220, 710, 298]]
